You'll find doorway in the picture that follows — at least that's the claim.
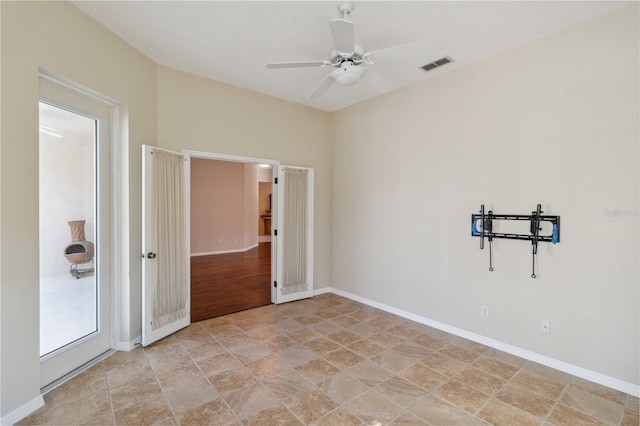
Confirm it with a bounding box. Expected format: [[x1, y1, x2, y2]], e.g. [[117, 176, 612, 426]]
[[189, 158, 274, 321], [39, 76, 114, 387]]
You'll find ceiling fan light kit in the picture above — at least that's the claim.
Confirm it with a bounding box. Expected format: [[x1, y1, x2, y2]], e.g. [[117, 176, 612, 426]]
[[332, 63, 364, 86]]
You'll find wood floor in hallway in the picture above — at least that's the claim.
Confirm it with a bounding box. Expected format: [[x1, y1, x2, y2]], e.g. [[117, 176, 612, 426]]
[[191, 242, 271, 322]]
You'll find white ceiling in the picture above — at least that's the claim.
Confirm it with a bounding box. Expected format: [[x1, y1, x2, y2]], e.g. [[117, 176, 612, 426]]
[[73, 1, 630, 112]]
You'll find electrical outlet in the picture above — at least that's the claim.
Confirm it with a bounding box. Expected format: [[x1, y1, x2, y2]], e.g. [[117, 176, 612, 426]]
[[540, 320, 550, 334], [480, 305, 489, 318]]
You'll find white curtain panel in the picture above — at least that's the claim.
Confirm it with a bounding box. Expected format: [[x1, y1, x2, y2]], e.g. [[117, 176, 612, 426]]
[[282, 168, 309, 295], [151, 149, 187, 330]]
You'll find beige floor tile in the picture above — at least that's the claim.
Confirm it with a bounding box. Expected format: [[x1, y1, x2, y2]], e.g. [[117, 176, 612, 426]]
[[285, 327, 322, 344], [308, 319, 344, 335], [346, 321, 382, 338], [399, 362, 447, 391], [295, 358, 340, 384], [244, 325, 281, 341], [242, 403, 303, 425], [245, 354, 290, 379], [393, 340, 434, 360], [411, 333, 448, 351], [560, 386, 625, 424], [155, 362, 205, 390], [570, 377, 628, 405], [421, 352, 467, 377], [52, 390, 112, 425], [109, 376, 163, 412], [319, 371, 370, 405], [375, 376, 426, 408], [330, 314, 361, 328], [390, 411, 429, 425], [262, 368, 314, 399], [346, 360, 395, 387], [53, 368, 108, 405], [275, 345, 320, 367], [198, 352, 243, 378], [347, 338, 386, 359], [311, 407, 363, 426], [175, 329, 215, 349], [176, 398, 237, 425], [372, 349, 420, 373], [476, 398, 540, 426], [218, 332, 256, 350], [435, 380, 491, 415], [184, 340, 226, 363], [22, 295, 637, 426], [326, 329, 362, 346], [346, 389, 405, 424], [410, 394, 470, 425], [387, 324, 421, 340], [625, 395, 639, 412], [522, 361, 573, 385], [224, 382, 279, 420], [484, 349, 528, 368], [511, 369, 567, 400], [455, 366, 506, 395], [495, 381, 555, 418], [284, 389, 338, 424], [439, 344, 482, 364], [112, 393, 172, 425], [472, 355, 520, 381], [228, 341, 272, 364], [209, 366, 257, 395], [621, 408, 640, 426], [164, 378, 220, 413], [546, 403, 609, 426], [105, 356, 155, 388], [303, 336, 342, 355], [324, 347, 365, 369]]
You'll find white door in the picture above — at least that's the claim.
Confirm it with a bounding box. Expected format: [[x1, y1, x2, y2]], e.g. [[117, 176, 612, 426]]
[[275, 166, 314, 303], [39, 76, 113, 387], [142, 145, 190, 346]]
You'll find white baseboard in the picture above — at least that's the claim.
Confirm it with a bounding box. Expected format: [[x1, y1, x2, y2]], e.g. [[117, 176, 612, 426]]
[[1, 394, 44, 425], [115, 335, 141, 352], [191, 243, 259, 257], [313, 287, 331, 295], [329, 287, 640, 397]]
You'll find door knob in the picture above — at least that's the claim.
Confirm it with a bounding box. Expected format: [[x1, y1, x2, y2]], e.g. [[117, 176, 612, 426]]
[[147, 252, 157, 259]]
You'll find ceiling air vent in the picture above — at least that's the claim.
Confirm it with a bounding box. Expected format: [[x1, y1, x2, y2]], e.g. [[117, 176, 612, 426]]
[[420, 56, 454, 73]]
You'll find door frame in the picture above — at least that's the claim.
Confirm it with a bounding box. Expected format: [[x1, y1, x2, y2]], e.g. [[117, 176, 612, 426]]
[[182, 150, 280, 303], [38, 70, 124, 387]]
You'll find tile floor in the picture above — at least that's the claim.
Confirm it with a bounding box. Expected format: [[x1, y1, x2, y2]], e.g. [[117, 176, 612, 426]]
[[20, 293, 639, 425]]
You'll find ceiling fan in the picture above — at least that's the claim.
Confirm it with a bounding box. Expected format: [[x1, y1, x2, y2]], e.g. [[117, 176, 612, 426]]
[[266, 1, 418, 98]]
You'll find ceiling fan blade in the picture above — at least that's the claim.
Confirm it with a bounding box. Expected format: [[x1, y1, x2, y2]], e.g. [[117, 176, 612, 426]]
[[308, 74, 335, 99], [362, 69, 395, 94], [266, 61, 329, 69], [329, 19, 354, 57], [367, 40, 432, 64]]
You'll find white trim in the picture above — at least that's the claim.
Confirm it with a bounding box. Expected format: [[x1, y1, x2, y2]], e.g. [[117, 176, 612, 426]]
[[313, 287, 331, 295], [115, 336, 141, 352], [1, 395, 44, 425], [329, 287, 640, 397], [191, 243, 259, 257]]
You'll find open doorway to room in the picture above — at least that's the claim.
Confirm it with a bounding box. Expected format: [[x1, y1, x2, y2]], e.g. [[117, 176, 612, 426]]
[[189, 158, 274, 321]]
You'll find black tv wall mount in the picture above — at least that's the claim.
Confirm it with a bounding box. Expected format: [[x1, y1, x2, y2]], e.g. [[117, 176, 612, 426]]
[[471, 204, 560, 278]]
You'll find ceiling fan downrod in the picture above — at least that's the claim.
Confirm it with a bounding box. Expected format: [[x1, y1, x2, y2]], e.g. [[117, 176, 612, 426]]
[[337, 1, 354, 19]]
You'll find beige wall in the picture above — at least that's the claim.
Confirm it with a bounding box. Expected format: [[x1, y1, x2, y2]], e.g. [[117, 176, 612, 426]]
[[156, 66, 333, 288], [331, 5, 639, 386], [1, 1, 157, 416], [190, 158, 259, 254]]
